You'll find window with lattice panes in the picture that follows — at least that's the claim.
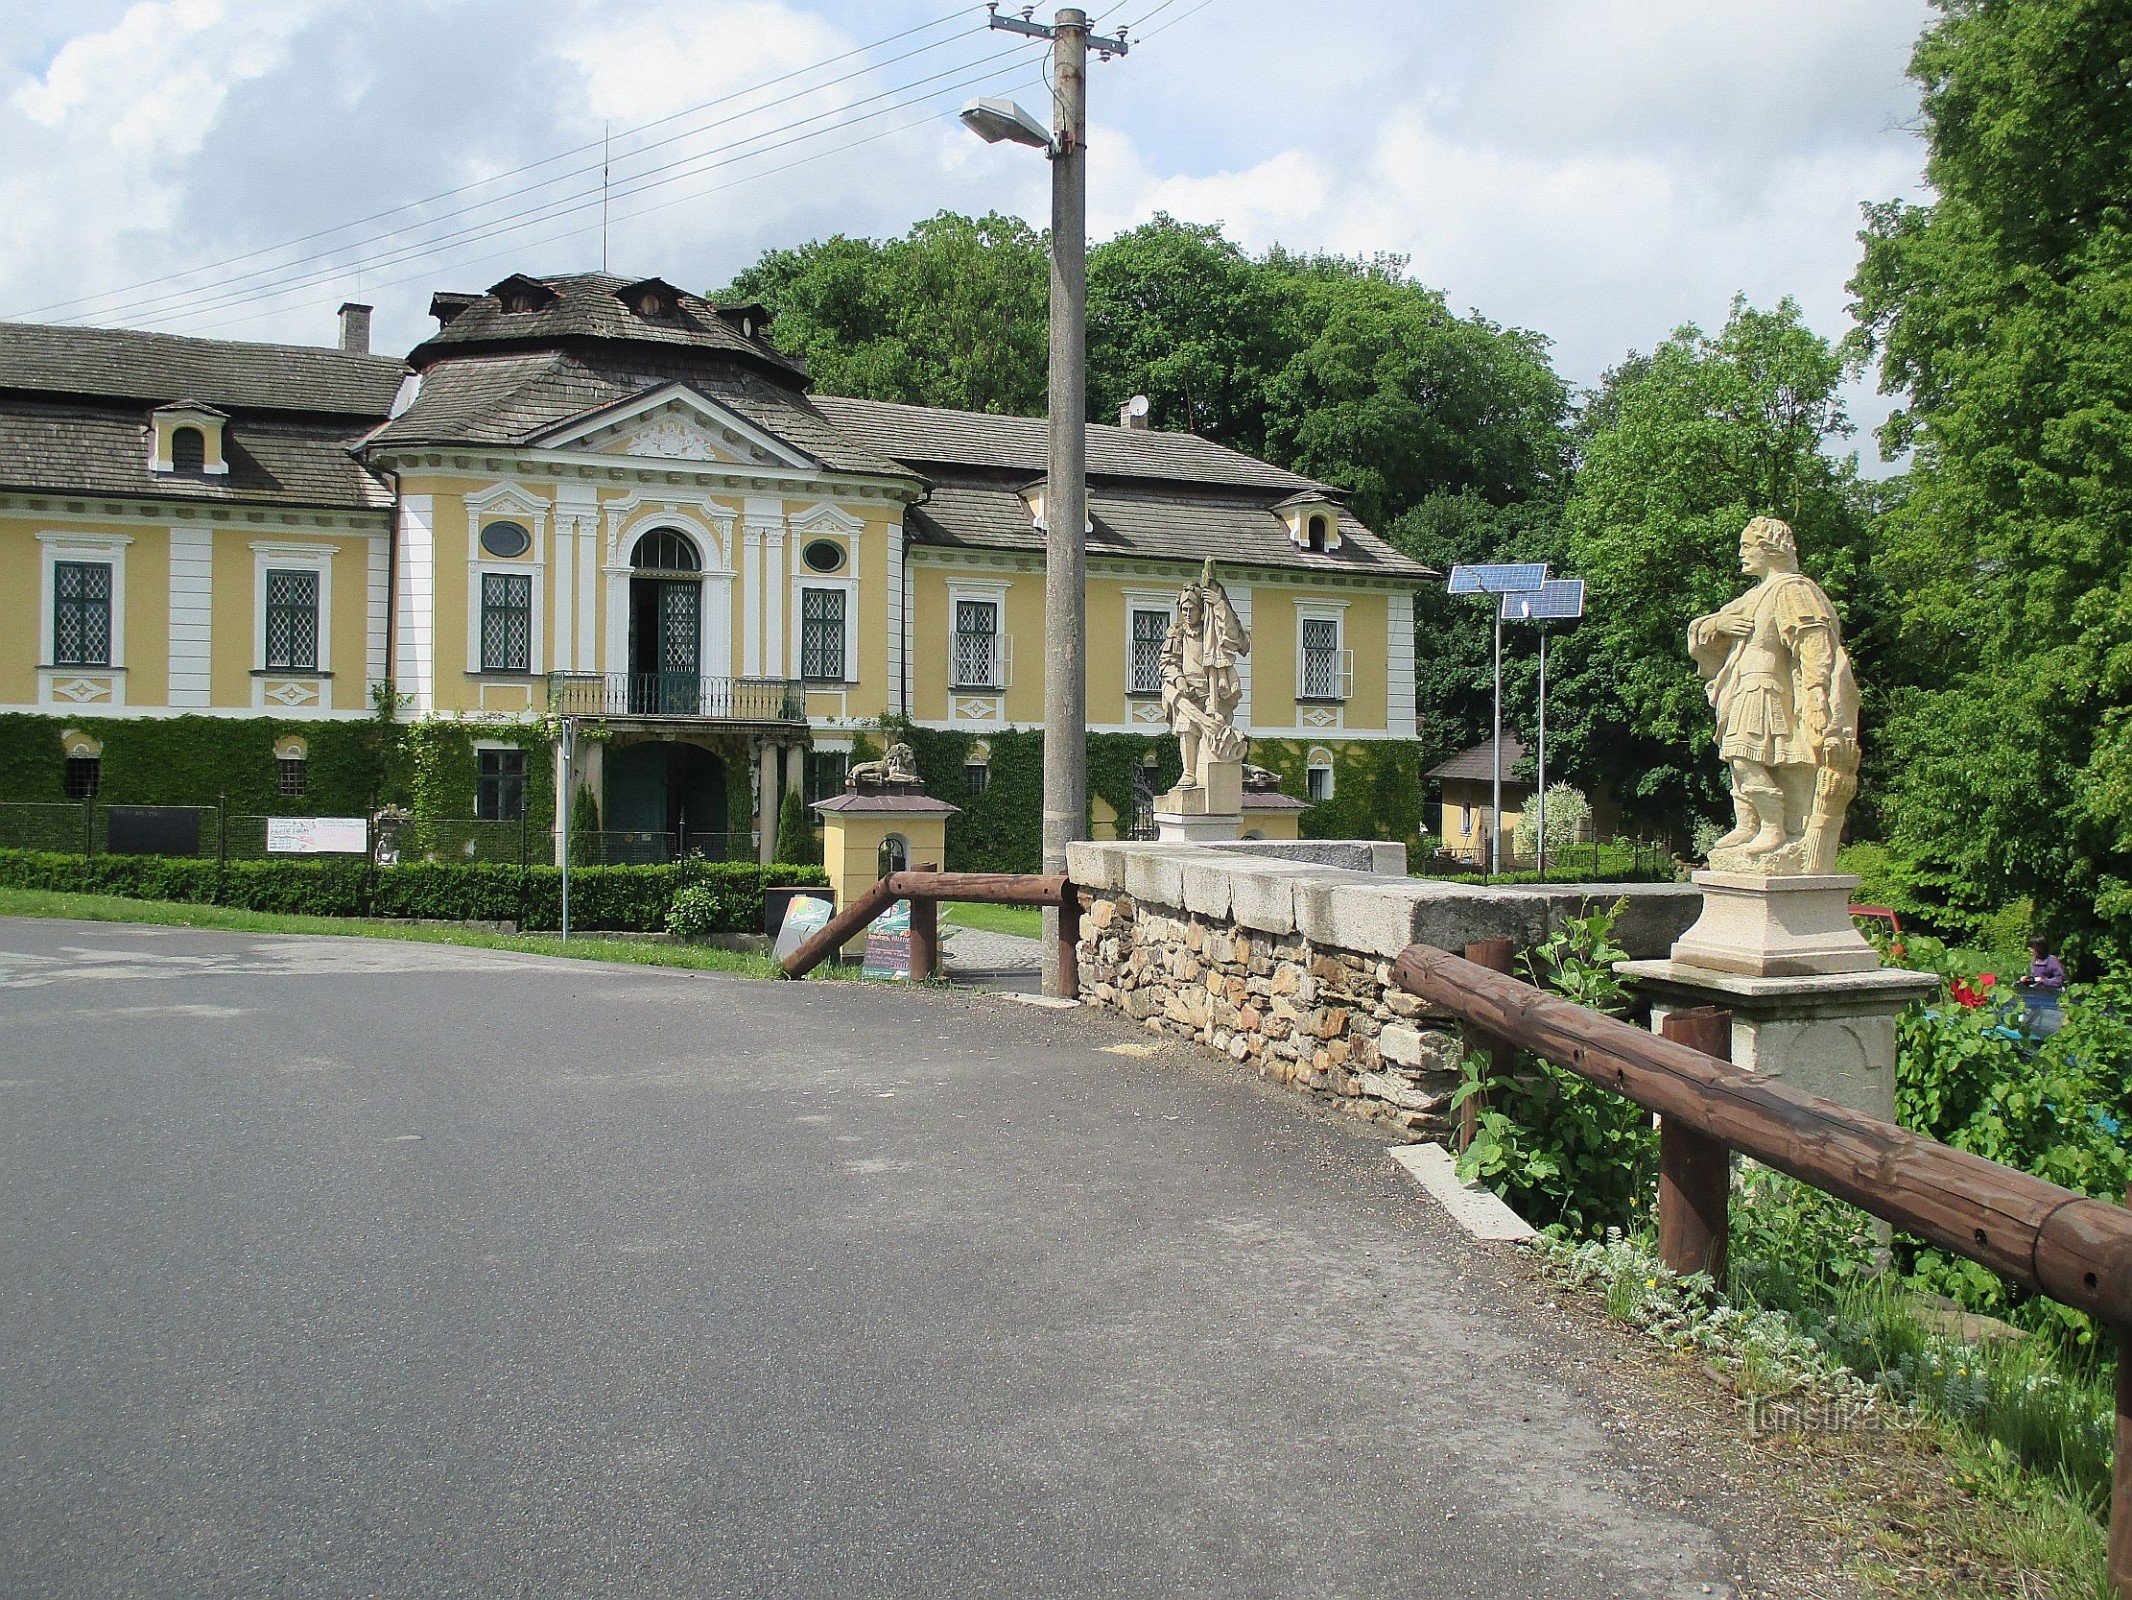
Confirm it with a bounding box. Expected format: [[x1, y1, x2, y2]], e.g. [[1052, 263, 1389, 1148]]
[[480, 572, 532, 672], [800, 588, 846, 682], [278, 757, 308, 797], [476, 748, 527, 822], [806, 749, 849, 802], [964, 759, 989, 796], [63, 756, 100, 800], [1128, 608, 1168, 694], [264, 569, 319, 671], [950, 598, 1000, 690], [1307, 762, 1333, 803], [53, 561, 112, 667], [1299, 616, 1342, 700]]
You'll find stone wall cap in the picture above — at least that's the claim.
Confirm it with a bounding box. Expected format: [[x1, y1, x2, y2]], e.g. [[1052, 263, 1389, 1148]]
[[1691, 870, 1860, 894], [1617, 958, 1940, 1000]]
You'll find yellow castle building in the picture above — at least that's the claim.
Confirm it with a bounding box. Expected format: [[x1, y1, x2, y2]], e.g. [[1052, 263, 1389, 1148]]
[[0, 273, 1428, 864]]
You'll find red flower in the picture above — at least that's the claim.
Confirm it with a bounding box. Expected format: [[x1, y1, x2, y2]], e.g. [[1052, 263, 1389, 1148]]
[[1951, 978, 1986, 1009]]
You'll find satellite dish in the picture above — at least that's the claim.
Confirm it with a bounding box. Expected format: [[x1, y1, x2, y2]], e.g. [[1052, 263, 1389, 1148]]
[[1127, 394, 1150, 418]]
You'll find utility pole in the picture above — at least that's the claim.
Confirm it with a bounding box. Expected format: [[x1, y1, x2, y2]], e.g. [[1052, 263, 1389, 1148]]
[[980, 4, 1128, 994]]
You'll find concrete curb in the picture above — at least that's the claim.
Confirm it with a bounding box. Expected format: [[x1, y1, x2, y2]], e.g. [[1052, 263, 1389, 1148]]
[[1388, 1142, 1538, 1242]]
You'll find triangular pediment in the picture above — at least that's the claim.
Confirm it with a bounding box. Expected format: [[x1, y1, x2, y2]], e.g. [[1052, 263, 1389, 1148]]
[[532, 384, 818, 471]]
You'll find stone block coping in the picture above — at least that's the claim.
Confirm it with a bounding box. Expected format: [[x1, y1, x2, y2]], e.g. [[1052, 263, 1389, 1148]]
[[1068, 839, 1698, 960]]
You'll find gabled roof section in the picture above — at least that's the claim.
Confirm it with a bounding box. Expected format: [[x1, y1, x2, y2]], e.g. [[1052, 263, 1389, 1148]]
[[530, 383, 822, 471], [808, 394, 1325, 492], [0, 320, 406, 416], [153, 398, 228, 419], [408, 271, 806, 383], [1427, 736, 1531, 783]]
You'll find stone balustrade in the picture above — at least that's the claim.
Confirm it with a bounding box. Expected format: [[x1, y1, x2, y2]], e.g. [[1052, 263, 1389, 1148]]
[[1067, 840, 1699, 1137]]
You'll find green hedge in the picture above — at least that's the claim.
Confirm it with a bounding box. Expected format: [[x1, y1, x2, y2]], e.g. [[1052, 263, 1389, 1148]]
[[0, 848, 824, 934]]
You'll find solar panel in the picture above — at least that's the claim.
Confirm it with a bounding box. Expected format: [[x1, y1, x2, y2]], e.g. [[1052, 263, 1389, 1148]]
[[1447, 562, 1548, 595], [1501, 578, 1586, 622]]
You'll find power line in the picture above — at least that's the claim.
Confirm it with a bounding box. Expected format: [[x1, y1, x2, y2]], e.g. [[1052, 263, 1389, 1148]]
[[47, 29, 1017, 327], [181, 73, 1050, 338], [95, 42, 1044, 331], [1136, 0, 1217, 42], [9, 4, 977, 323]]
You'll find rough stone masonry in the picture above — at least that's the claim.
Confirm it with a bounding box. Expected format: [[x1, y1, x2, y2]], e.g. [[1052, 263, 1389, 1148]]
[[1068, 841, 1700, 1138]]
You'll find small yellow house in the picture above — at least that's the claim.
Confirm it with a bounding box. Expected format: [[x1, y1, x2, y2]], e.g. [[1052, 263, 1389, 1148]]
[[0, 271, 1430, 862]]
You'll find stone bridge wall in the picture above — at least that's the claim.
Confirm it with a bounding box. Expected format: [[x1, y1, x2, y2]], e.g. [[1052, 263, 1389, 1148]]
[[1067, 841, 1699, 1137]]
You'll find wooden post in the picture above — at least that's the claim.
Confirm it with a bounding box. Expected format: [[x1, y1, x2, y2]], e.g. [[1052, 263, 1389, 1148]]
[[1053, 887, 1081, 999], [1657, 1007, 1734, 1282], [1458, 938, 1516, 1153], [907, 863, 939, 982]]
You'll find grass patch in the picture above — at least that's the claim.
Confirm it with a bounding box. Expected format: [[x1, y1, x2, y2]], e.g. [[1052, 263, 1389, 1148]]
[[942, 901, 1043, 939], [0, 885, 817, 979]]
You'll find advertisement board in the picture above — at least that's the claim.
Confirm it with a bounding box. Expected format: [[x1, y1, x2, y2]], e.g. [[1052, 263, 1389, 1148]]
[[265, 816, 369, 855]]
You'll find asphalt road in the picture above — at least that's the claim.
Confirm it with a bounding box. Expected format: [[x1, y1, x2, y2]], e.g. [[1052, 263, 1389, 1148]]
[[1, 919, 1745, 1599]]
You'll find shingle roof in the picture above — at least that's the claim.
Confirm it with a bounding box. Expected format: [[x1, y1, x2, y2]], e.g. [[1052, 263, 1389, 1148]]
[[0, 320, 405, 416], [409, 272, 804, 380], [809, 394, 1322, 491], [364, 351, 917, 479], [0, 397, 391, 510], [1428, 736, 1530, 783], [907, 479, 1431, 579]]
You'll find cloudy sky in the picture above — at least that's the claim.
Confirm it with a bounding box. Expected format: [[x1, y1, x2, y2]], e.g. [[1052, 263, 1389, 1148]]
[[0, 0, 1935, 441]]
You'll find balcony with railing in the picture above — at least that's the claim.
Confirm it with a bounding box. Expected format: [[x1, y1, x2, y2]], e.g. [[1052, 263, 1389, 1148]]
[[545, 673, 807, 723]]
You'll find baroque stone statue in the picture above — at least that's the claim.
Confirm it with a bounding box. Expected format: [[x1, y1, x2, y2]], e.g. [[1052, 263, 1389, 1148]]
[[1688, 516, 1859, 875], [848, 741, 919, 790], [1160, 558, 1251, 791]]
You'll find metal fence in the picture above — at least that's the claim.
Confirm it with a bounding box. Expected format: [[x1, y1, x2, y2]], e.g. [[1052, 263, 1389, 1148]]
[[0, 801, 759, 867]]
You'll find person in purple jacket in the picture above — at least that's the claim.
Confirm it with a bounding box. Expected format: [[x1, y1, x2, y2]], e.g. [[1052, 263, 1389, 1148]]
[[2028, 937, 2066, 991]]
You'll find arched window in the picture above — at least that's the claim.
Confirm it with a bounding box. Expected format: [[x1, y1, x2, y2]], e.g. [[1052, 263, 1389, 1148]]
[[631, 528, 700, 573], [171, 426, 206, 474], [1307, 514, 1329, 553], [877, 833, 908, 879], [964, 740, 991, 796], [1306, 747, 1335, 803]]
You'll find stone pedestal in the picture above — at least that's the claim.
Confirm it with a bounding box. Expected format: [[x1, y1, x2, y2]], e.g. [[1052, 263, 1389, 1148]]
[[813, 785, 959, 956], [1670, 871, 1878, 977], [1155, 757, 1243, 842], [1615, 959, 1938, 1122]]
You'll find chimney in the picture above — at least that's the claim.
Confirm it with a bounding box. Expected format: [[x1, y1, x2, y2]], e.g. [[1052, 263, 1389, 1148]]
[[1119, 394, 1151, 430], [337, 302, 373, 355]]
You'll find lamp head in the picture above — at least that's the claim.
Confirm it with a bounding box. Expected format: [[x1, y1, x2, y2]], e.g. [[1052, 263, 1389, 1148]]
[[958, 96, 1053, 151]]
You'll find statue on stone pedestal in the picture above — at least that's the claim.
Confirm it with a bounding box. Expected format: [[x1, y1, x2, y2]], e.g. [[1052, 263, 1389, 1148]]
[[1689, 516, 1859, 875], [848, 741, 919, 790], [1159, 558, 1251, 790]]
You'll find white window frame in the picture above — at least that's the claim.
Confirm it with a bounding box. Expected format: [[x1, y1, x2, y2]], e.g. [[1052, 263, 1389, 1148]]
[[1123, 588, 1175, 698], [39, 532, 130, 672], [251, 542, 335, 676], [1295, 599, 1352, 703], [794, 579, 858, 685], [473, 739, 530, 821], [1307, 747, 1335, 803], [469, 561, 543, 675], [947, 579, 1012, 692]]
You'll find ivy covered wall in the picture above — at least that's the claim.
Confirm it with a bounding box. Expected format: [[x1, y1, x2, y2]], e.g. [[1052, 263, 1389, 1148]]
[[0, 711, 556, 827], [875, 720, 1423, 869]]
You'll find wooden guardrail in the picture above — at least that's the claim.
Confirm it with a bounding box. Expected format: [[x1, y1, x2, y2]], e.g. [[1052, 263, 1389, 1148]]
[[1390, 942, 2132, 1595], [778, 868, 1078, 989]]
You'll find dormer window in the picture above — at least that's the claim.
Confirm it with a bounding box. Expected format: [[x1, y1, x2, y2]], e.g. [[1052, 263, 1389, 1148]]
[[490, 274, 559, 315], [149, 401, 228, 476], [616, 277, 685, 321], [1273, 490, 1342, 553]]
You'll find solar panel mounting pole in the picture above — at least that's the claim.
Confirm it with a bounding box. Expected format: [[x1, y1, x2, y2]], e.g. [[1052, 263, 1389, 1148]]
[[1536, 627, 1548, 880], [1492, 607, 1503, 877]]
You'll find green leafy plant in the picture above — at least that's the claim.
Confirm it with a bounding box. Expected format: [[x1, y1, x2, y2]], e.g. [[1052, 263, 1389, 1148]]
[[1453, 899, 1659, 1233], [774, 788, 818, 867]]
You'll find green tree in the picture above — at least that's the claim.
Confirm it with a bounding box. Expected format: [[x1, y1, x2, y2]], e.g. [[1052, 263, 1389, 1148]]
[[774, 787, 818, 867], [1559, 297, 1876, 835], [722, 211, 1049, 413], [1850, 0, 2132, 960]]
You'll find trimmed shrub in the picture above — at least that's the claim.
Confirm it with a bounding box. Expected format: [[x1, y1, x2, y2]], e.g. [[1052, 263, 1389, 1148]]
[[0, 848, 824, 935]]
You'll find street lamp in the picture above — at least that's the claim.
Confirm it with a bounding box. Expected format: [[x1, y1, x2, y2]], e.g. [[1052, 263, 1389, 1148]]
[[1500, 578, 1586, 879], [959, 8, 1126, 996]]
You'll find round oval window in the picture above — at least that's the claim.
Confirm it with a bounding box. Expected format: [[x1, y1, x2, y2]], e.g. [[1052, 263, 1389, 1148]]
[[802, 539, 845, 573], [480, 520, 531, 559]]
